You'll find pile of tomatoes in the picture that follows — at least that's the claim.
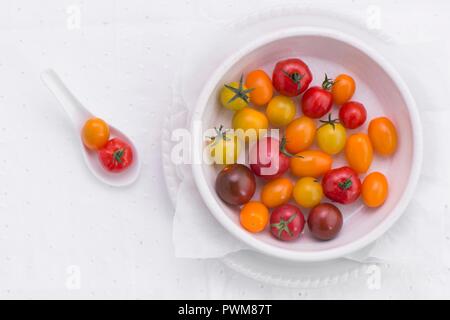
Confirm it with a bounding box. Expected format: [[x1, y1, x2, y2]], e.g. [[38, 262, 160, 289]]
[[211, 58, 397, 242], [81, 117, 133, 173]]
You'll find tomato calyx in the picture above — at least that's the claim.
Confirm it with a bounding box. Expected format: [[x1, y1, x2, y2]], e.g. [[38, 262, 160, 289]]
[[319, 113, 340, 130], [208, 125, 232, 146], [271, 214, 297, 238], [282, 70, 304, 91], [280, 137, 304, 158], [224, 74, 254, 105], [321, 73, 334, 91], [113, 148, 125, 164], [338, 178, 353, 190]]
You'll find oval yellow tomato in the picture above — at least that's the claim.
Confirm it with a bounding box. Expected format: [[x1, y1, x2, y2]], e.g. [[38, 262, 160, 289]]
[[266, 96, 296, 127], [331, 74, 355, 105], [260, 177, 293, 208], [81, 117, 110, 150], [293, 177, 323, 208], [232, 107, 269, 140], [368, 117, 398, 156], [345, 133, 373, 173], [285, 116, 316, 154], [245, 70, 273, 106], [289, 150, 333, 178], [362, 172, 388, 207]]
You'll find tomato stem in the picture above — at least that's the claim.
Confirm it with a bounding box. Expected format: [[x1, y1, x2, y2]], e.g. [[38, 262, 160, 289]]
[[224, 74, 254, 105], [113, 148, 125, 164], [280, 137, 304, 158], [322, 73, 334, 90], [319, 113, 340, 130], [282, 70, 304, 91], [270, 214, 297, 238], [338, 178, 353, 190]]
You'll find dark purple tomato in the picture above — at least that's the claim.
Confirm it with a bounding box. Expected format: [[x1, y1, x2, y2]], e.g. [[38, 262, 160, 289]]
[[307, 203, 343, 240], [270, 204, 305, 241], [215, 164, 256, 206]]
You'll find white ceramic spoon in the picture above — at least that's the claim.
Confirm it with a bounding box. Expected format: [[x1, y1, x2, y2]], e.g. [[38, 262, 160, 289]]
[[41, 69, 141, 187]]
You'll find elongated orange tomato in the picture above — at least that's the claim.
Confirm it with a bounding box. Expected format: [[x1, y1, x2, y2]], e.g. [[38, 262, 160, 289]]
[[331, 74, 355, 105], [362, 172, 388, 207], [245, 70, 273, 106], [290, 150, 332, 178], [345, 133, 373, 173], [260, 177, 293, 208], [368, 117, 398, 156], [285, 116, 316, 154]]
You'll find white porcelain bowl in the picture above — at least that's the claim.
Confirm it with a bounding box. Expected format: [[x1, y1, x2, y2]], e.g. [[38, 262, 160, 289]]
[[191, 27, 422, 262]]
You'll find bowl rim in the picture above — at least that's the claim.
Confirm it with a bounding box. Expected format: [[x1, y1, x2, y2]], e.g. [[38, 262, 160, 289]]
[[190, 27, 423, 262]]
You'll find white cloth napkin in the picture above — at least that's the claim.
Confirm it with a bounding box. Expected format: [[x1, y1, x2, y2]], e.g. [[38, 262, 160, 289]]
[[171, 6, 450, 266]]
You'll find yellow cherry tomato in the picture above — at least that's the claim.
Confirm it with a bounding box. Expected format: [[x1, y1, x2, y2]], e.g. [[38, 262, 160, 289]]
[[285, 116, 316, 154], [266, 95, 296, 127], [232, 107, 269, 141], [368, 117, 398, 156], [362, 172, 388, 207], [245, 70, 273, 106], [345, 133, 373, 174], [220, 75, 251, 111], [208, 127, 241, 165], [289, 150, 333, 178], [240, 201, 269, 233], [293, 177, 323, 208], [260, 177, 293, 208], [316, 116, 347, 155], [331, 74, 355, 105], [81, 117, 110, 150]]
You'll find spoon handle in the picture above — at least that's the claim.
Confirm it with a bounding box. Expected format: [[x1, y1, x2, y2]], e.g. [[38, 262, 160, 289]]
[[41, 69, 91, 127]]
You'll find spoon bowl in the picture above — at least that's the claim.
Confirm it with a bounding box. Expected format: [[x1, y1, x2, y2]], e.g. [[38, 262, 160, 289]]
[[41, 69, 141, 187]]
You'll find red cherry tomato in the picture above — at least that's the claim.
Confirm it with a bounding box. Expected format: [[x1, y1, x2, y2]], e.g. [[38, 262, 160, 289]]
[[249, 137, 289, 180], [98, 138, 133, 173], [272, 58, 312, 97], [301, 75, 333, 118], [339, 101, 367, 129], [270, 204, 305, 241], [322, 166, 361, 204]]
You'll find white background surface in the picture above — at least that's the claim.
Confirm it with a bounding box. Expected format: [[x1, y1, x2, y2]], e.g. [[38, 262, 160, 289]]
[[1, 0, 450, 299]]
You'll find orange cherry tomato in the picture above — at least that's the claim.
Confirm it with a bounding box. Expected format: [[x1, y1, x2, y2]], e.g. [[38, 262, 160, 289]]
[[81, 117, 110, 150], [362, 172, 388, 207], [260, 177, 293, 208], [331, 74, 355, 105], [240, 201, 269, 233], [368, 117, 398, 156], [345, 133, 373, 174], [290, 150, 333, 178], [245, 70, 273, 106], [285, 116, 316, 154]]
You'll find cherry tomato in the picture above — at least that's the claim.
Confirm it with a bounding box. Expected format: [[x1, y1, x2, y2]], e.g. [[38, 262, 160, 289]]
[[266, 95, 296, 127], [249, 137, 289, 180], [285, 116, 316, 154], [331, 74, 355, 105], [81, 117, 110, 150], [345, 133, 373, 174], [301, 75, 333, 118], [308, 203, 343, 240], [316, 115, 347, 155], [290, 150, 333, 178], [98, 138, 133, 172], [272, 58, 312, 97], [270, 204, 305, 241], [232, 107, 269, 141], [215, 164, 256, 206], [339, 101, 367, 129], [245, 70, 273, 106], [208, 126, 240, 165], [240, 201, 269, 233], [368, 117, 398, 156], [362, 172, 388, 208], [322, 166, 361, 204], [293, 177, 323, 208], [220, 75, 252, 111], [261, 177, 293, 208]]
